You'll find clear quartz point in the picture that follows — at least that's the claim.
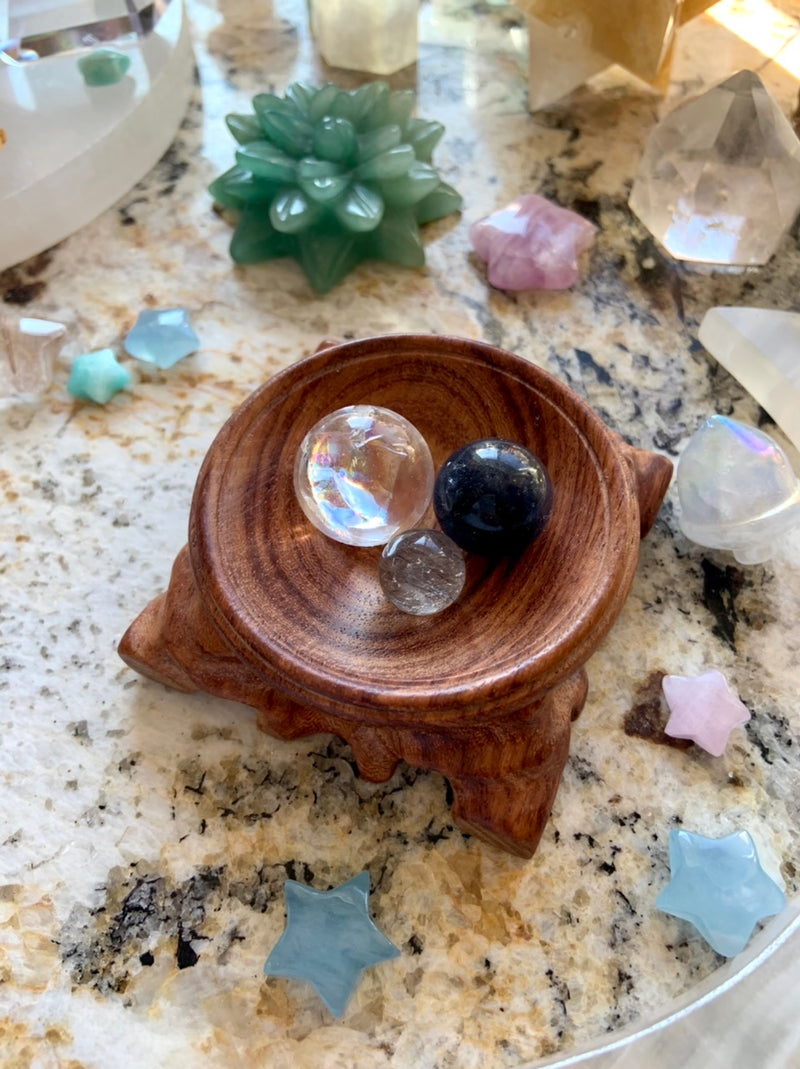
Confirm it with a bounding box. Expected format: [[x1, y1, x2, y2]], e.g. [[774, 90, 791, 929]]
[[630, 70, 800, 266]]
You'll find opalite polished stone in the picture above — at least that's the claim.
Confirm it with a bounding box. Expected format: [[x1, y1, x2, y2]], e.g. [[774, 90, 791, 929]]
[[676, 416, 800, 564], [67, 349, 132, 404], [662, 669, 751, 757], [470, 194, 596, 290], [77, 49, 131, 87], [209, 81, 462, 293], [309, 0, 419, 75], [433, 438, 553, 557], [699, 307, 800, 453], [0, 314, 65, 399], [656, 829, 786, 957], [264, 872, 400, 1017], [379, 528, 466, 615], [294, 405, 434, 547], [124, 309, 199, 369], [629, 71, 800, 266]]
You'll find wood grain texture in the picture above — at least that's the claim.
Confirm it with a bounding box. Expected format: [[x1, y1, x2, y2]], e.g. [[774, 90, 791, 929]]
[[119, 334, 672, 856]]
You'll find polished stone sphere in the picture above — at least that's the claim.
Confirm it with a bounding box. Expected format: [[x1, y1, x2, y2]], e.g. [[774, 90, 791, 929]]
[[433, 438, 553, 556], [294, 405, 434, 546], [379, 528, 466, 615]]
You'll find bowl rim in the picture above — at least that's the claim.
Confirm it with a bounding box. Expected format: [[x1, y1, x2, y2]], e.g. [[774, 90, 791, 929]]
[[189, 333, 645, 719], [527, 903, 800, 1068]]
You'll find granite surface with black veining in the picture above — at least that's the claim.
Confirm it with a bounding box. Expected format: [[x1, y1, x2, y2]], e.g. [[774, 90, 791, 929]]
[[2, 1, 800, 1066]]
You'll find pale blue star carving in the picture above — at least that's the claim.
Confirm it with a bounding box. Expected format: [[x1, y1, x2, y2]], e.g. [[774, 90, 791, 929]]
[[67, 348, 131, 404], [657, 828, 786, 957], [264, 872, 400, 1016], [124, 308, 199, 369]]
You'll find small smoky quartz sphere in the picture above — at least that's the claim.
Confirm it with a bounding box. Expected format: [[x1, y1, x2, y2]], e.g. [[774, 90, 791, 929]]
[[433, 438, 554, 557], [379, 528, 466, 615]]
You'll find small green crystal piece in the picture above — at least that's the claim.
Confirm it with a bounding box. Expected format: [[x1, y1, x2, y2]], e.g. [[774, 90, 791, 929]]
[[209, 80, 463, 293], [68, 349, 131, 403], [77, 48, 131, 87]]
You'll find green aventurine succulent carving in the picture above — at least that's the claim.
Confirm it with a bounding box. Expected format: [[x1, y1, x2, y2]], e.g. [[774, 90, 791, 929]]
[[209, 81, 463, 293]]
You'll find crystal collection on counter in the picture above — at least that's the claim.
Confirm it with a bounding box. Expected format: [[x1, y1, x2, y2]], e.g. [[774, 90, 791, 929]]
[[5, 47, 798, 1016]]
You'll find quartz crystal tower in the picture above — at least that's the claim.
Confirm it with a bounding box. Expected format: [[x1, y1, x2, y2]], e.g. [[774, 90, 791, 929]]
[[699, 308, 800, 453], [309, 0, 419, 75], [630, 71, 800, 266], [0, 315, 65, 399]]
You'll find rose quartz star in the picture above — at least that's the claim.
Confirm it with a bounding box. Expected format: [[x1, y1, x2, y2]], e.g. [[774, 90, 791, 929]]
[[662, 669, 751, 757], [470, 194, 597, 290]]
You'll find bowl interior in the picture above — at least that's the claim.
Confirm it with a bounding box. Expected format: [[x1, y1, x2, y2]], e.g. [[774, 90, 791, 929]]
[[192, 336, 638, 718]]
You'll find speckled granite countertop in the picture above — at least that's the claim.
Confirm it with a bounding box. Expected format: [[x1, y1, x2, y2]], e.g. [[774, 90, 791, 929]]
[[2, 1, 800, 1066]]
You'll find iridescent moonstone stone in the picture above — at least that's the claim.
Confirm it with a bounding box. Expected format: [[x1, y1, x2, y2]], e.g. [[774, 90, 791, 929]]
[[434, 438, 553, 556], [294, 405, 434, 546], [676, 415, 800, 564], [379, 528, 466, 615]]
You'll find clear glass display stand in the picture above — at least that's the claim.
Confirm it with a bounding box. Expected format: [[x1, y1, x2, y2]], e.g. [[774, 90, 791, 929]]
[[0, 0, 194, 271]]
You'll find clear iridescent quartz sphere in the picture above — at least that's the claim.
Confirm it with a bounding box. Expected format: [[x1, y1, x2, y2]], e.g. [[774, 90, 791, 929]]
[[294, 405, 434, 546]]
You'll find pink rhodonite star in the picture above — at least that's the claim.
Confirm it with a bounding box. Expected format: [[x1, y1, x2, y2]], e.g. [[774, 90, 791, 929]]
[[662, 669, 751, 757], [469, 193, 596, 290]]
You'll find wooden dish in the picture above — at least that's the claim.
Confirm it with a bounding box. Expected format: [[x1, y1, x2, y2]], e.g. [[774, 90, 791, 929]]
[[119, 334, 672, 857]]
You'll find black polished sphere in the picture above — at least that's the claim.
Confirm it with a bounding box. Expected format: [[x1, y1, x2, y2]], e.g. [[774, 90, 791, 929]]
[[433, 438, 554, 557]]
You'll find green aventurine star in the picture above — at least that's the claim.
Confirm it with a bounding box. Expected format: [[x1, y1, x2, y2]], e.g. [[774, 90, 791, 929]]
[[209, 81, 463, 293], [263, 872, 400, 1016]]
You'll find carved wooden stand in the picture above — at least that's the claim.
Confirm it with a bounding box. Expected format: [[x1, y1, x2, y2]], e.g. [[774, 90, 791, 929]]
[[119, 335, 672, 857]]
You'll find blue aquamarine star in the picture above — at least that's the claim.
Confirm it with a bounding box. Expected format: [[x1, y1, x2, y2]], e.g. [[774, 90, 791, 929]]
[[67, 348, 132, 404], [264, 871, 400, 1016], [657, 828, 786, 957], [124, 308, 199, 369]]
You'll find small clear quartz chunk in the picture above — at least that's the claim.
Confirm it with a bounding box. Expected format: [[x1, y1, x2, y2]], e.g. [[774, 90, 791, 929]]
[[0, 314, 65, 399], [676, 415, 800, 564], [379, 528, 466, 615], [294, 405, 434, 547]]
